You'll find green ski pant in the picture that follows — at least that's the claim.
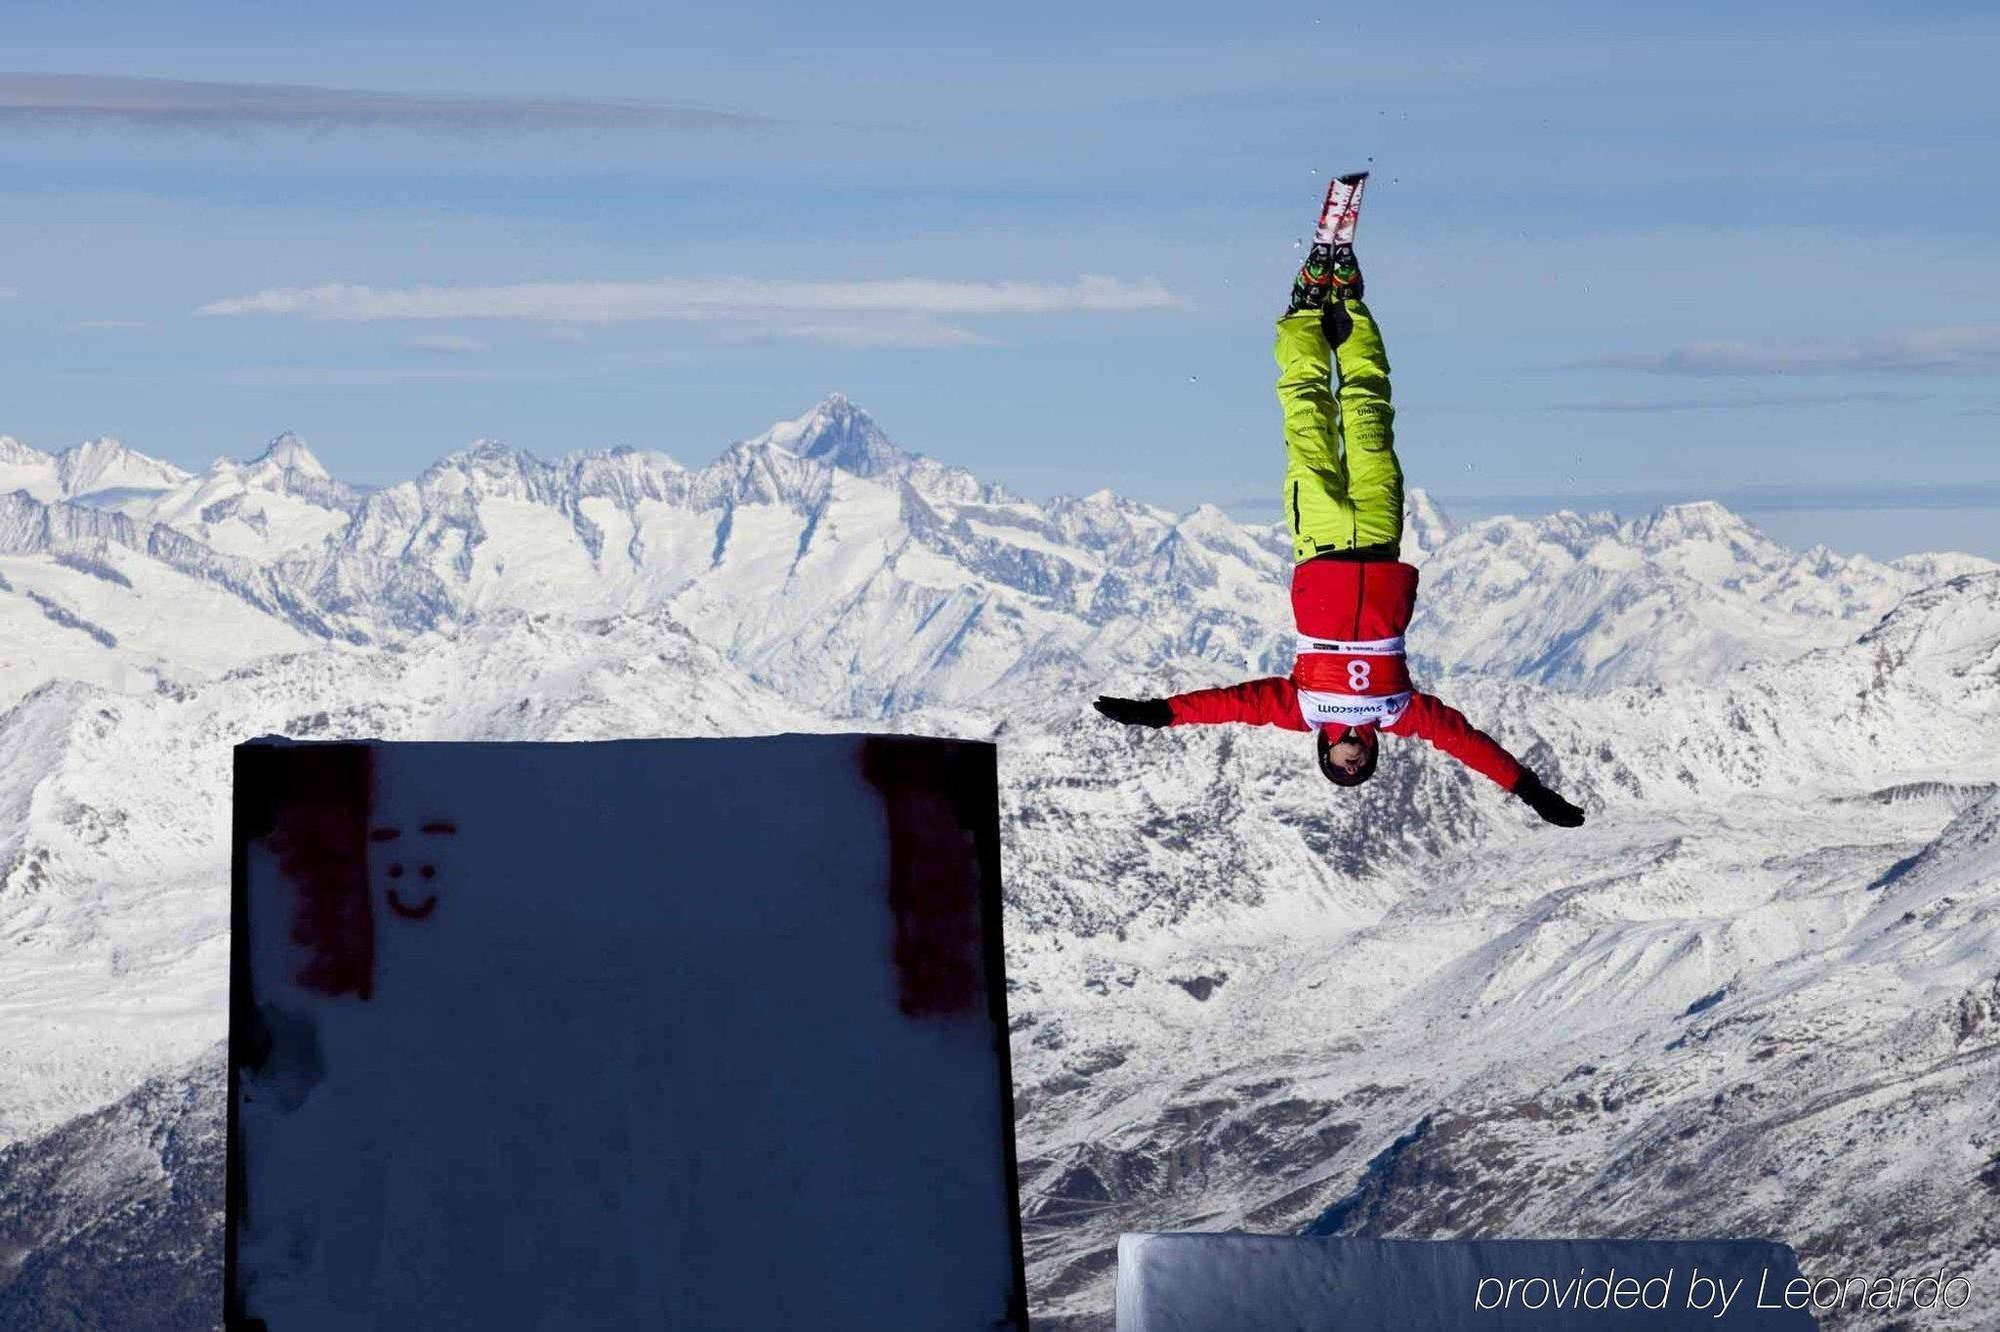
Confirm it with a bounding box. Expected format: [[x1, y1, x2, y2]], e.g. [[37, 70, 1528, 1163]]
[[1276, 300, 1401, 564]]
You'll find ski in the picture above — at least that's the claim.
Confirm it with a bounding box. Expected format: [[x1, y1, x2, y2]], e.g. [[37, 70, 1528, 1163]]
[[1311, 171, 1369, 248]]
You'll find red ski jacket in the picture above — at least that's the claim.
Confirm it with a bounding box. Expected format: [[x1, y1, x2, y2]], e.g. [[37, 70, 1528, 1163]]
[[1164, 558, 1524, 790]]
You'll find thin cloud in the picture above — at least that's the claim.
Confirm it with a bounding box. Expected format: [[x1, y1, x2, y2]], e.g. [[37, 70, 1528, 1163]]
[[404, 333, 490, 354], [222, 366, 555, 386], [1547, 390, 1920, 413], [711, 318, 991, 349], [1722, 482, 2000, 513], [197, 275, 1181, 323], [1434, 482, 2000, 517], [0, 72, 773, 133], [73, 318, 148, 330], [1579, 327, 2000, 377], [197, 275, 1179, 346], [1223, 482, 2000, 525], [0, 286, 17, 300]]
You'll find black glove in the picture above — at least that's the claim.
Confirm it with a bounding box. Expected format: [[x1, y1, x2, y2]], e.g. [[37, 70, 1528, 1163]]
[[1514, 771, 1586, 827], [1094, 696, 1173, 728]]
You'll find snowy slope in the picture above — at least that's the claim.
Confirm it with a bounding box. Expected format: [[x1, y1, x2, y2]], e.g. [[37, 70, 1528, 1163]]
[[0, 492, 331, 705], [0, 1044, 222, 1331]]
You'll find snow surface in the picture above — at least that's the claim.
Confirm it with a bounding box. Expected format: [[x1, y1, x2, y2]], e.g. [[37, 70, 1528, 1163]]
[[1115, 1235, 1816, 1330], [231, 734, 1025, 1329]]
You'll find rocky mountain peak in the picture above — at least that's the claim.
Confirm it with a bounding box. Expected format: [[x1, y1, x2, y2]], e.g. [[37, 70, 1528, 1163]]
[[741, 395, 1018, 505], [1856, 569, 2000, 653], [758, 393, 900, 477], [0, 435, 51, 467], [423, 439, 534, 481], [1630, 499, 1763, 550], [54, 437, 190, 499], [1405, 487, 1455, 559], [252, 433, 330, 481]]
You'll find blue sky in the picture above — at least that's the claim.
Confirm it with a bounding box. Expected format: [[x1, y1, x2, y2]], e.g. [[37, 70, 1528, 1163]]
[[3, 1, 1997, 557]]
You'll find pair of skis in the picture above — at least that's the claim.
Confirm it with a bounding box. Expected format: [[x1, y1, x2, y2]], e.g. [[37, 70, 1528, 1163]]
[[1312, 170, 1368, 248]]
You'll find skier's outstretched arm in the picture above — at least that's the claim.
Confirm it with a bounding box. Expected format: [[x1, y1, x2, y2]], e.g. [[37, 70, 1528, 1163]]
[[1094, 678, 1310, 731], [1384, 693, 1586, 826]]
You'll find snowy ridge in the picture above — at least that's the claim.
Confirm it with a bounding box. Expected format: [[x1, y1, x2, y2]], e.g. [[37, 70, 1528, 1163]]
[[0, 436, 190, 506], [1406, 500, 1993, 691], [115, 433, 364, 562]]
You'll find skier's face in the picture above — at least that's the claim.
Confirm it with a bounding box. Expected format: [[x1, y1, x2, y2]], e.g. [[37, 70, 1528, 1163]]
[[1324, 735, 1369, 777]]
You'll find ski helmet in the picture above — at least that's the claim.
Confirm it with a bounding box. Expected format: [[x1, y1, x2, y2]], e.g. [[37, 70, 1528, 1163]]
[[1317, 725, 1378, 787]]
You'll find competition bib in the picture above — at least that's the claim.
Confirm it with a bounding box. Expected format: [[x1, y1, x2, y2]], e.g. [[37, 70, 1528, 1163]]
[[1296, 687, 1412, 729], [1291, 634, 1413, 705]]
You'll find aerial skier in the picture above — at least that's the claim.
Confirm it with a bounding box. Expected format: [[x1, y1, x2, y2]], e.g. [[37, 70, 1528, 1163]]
[[1094, 176, 1585, 827]]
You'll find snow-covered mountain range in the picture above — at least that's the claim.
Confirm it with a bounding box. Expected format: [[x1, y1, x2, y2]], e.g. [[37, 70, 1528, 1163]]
[[3, 397, 1982, 714], [2, 397, 1998, 1329]]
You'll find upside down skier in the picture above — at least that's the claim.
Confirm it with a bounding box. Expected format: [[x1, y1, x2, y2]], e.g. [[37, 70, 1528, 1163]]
[[1093, 206, 1586, 827]]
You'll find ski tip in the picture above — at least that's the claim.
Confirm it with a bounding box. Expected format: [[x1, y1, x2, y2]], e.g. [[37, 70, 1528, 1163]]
[[1336, 170, 1369, 186]]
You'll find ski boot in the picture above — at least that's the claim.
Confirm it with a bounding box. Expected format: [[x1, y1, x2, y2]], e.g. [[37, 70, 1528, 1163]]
[[1287, 242, 1364, 314]]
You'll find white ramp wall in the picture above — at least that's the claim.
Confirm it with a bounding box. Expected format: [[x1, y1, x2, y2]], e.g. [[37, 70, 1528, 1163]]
[[1117, 1234, 1820, 1331], [227, 735, 1027, 1331]]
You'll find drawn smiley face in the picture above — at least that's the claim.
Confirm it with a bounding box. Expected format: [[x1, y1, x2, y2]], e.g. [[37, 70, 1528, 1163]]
[[367, 820, 457, 922]]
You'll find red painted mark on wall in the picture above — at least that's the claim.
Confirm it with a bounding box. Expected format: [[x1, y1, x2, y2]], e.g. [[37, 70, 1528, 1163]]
[[860, 738, 989, 1018], [263, 745, 376, 1000]]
